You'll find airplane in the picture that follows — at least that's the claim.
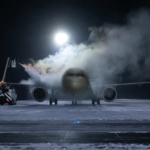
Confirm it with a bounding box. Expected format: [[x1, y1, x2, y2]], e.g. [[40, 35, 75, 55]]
[[1, 57, 150, 105]]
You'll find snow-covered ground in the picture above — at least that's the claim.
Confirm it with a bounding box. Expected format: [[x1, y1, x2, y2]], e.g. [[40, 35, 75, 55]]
[[0, 143, 150, 150], [0, 99, 150, 121], [1, 99, 150, 149]]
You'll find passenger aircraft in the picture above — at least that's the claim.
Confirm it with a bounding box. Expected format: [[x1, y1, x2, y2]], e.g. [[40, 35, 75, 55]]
[[1, 58, 150, 105], [3, 67, 150, 105]]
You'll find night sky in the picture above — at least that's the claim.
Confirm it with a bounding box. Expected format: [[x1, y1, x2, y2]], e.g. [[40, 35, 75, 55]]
[[1, 0, 150, 99]]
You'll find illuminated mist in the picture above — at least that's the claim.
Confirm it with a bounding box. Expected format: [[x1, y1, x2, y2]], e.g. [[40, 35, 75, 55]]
[[21, 9, 150, 88]]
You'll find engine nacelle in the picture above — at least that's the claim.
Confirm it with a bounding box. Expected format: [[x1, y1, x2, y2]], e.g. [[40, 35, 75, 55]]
[[32, 87, 47, 102], [102, 87, 117, 102]]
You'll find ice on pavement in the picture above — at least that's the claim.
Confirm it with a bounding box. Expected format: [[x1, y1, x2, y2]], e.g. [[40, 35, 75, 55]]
[[0, 143, 150, 150], [1, 99, 150, 121]]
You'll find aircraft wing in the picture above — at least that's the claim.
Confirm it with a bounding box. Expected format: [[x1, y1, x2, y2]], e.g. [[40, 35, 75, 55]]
[[4, 82, 34, 86], [103, 82, 150, 87], [2, 82, 62, 91], [4, 80, 150, 87], [88, 78, 150, 88]]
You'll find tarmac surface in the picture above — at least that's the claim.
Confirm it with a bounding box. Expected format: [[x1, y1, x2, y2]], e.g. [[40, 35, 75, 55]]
[[1, 99, 150, 144], [0, 120, 150, 144]]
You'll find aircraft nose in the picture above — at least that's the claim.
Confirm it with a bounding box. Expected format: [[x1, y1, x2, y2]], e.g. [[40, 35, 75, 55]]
[[63, 78, 87, 95], [72, 81, 80, 88]]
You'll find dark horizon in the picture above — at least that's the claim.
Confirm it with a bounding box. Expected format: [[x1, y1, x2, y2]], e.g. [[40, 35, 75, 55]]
[[1, 0, 150, 99]]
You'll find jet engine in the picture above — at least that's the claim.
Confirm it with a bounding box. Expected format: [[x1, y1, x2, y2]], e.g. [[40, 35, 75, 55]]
[[102, 87, 117, 102], [32, 87, 47, 102]]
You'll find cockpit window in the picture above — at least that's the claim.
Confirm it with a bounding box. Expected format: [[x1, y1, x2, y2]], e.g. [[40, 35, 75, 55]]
[[66, 73, 74, 77], [69, 73, 74, 76], [66, 73, 74, 76], [75, 73, 80, 76], [65, 73, 85, 77], [81, 73, 85, 77]]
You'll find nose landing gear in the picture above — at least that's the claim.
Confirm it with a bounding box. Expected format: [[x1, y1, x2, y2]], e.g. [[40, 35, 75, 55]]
[[72, 96, 77, 105], [72, 100, 77, 105]]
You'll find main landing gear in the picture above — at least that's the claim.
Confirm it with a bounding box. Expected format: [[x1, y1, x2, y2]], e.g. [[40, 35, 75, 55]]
[[72, 100, 77, 105], [49, 98, 57, 105], [92, 98, 100, 105]]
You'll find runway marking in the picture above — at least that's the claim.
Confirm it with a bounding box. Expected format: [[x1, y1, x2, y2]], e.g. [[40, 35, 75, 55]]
[[63, 131, 68, 143], [106, 124, 132, 149]]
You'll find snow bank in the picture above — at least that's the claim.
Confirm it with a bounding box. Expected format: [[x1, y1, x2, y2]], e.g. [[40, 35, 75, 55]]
[[0, 143, 150, 150]]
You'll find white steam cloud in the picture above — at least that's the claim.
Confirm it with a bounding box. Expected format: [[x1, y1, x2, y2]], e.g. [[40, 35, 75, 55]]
[[21, 9, 150, 87]]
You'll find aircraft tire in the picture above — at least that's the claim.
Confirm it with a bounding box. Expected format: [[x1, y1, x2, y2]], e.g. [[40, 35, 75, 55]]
[[55, 99, 57, 105], [50, 99, 53, 105], [72, 100, 75, 105], [92, 99, 95, 105], [97, 99, 100, 105], [75, 100, 77, 105]]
